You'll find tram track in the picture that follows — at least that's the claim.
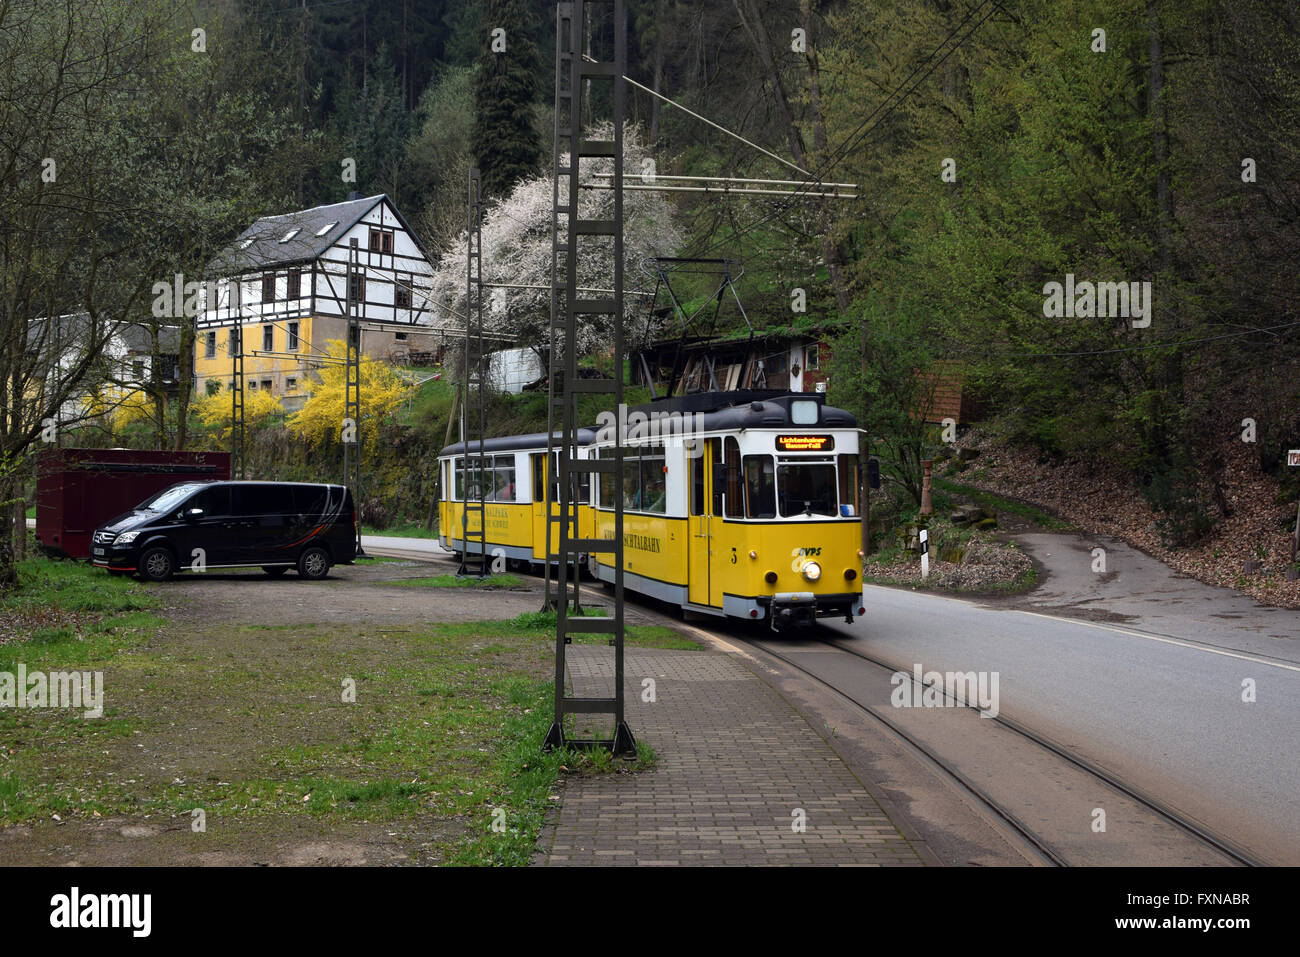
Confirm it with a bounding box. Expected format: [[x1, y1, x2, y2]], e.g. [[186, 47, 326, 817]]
[[736, 630, 1264, 867]]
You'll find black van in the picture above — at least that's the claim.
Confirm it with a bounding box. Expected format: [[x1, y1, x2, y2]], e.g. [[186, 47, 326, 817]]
[[90, 481, 357, 582]]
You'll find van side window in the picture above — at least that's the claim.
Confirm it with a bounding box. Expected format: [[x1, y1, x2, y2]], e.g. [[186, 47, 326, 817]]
[[229, 486, 264, 517], [294, 486, 328, 515], [188, 486, 229, 517]]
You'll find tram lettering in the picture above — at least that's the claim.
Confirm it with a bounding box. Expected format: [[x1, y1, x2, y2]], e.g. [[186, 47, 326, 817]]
[[622, 532, 661, 553]]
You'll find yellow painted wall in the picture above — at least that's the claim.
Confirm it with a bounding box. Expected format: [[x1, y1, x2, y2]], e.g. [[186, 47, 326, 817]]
[[194, 315, 317, 399]]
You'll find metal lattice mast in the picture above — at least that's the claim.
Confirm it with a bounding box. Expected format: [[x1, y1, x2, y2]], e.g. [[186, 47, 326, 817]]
[[458, 168, 489, 577], [543, 1, 578, 613], [543, 0, 634, 756], [230, 282, 245, 479], [343, 238, 361, 539]]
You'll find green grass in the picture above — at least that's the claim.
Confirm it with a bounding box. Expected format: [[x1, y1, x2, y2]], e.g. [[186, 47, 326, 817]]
[[390, 573, 528, 590], [0, 582, 679, 864], [0, 557, 166, 668], [933, 479, 1075, 531], [449, 681, 656, 866], [507, 610, 702, 650], [362, 522, 437, 539]]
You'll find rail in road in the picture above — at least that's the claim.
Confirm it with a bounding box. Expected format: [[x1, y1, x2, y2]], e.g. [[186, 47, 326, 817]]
[[738, 632, 1263, 867]]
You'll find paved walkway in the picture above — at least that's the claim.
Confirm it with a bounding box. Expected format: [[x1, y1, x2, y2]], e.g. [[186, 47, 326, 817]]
[[535, 644, 925, 866]]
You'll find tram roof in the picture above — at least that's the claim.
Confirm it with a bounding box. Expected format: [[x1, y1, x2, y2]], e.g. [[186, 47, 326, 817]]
[[439, 393, 857, 457], [627, 391, 858, 431], [440, 428, 596, 457]]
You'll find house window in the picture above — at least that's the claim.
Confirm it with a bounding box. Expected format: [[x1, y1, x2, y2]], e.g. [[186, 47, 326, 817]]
[[348, 324, 360, 347], [279, 228, 300, 243], [349, 272, 366, 303], [368, 228, 394, 253], [261, 272, 276, 301], [206, 379, 221, 396], [229, 327, 241, 354], [248, 380, 257, 390], [287, 321, 299, 351], [395, 276, 412, 309], [132, 359, 145, 380], [286, 377, 297, 393], [261, 379, 273, 392], [205, 331, 216, 358], [287, 268, 301, 299], [806, 344, 820, 370], [262, 325, 274, 351], [395, 332, 408, 341]]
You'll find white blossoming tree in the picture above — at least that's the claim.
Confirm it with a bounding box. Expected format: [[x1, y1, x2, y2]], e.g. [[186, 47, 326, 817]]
[[425, 124, 681, 365]]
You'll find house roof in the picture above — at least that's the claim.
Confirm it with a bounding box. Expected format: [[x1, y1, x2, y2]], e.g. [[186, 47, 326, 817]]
[[118, 323, 180, 354], [207, 194, 410, 275]]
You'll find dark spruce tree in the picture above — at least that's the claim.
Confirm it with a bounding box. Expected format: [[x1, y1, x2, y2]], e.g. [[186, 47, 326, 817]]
[[472, 0, 543, 197]]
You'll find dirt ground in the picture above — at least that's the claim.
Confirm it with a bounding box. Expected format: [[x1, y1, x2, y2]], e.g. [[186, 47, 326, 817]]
[[0, 559, 563, 867]]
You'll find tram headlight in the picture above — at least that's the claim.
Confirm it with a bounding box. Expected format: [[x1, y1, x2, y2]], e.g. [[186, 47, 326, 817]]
[[801, 561, 822, 582]]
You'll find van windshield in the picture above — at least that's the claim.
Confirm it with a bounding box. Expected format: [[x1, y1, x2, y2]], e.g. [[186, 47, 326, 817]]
[[140, 484, 204, 514]]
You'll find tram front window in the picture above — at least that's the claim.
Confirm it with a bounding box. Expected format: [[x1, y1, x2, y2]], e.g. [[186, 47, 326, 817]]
[[777, 461, 838, 517]]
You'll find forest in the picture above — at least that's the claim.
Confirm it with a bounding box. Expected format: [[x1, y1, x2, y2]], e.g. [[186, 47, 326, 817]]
[[2, 0, 1298, 583]]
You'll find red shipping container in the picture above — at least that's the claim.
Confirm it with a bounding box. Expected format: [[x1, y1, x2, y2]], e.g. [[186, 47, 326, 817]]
[[35, 449, 231, 560]]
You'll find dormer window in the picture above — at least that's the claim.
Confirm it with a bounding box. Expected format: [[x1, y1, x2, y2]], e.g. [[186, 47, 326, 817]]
[[315, 221, 337, 236], [279, 228, 300, 243]]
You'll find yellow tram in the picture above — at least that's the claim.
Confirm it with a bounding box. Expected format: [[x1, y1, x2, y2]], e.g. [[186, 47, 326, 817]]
[[439, 392, 866, 630]]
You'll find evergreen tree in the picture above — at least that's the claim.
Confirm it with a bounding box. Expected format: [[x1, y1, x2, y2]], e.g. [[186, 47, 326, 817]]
[[471, 0, 543, 197]]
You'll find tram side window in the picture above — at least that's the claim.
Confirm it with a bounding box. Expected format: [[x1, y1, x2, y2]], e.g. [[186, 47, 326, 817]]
[[744, 455, 777, 518], [461, 459, 488, 502], [690, 446, 705, 516], [838, 454, 860, 516], [637, 449, 666, 513], [453, 458, 464, 500], [722, 437, 744, 518], [492, 455, 516, 502], [777, 461, 838, 517], [532, 454, 546, 503], [597, 449, 615, 508]]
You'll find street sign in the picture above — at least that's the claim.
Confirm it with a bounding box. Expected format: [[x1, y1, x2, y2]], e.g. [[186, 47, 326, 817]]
[[1288, 449, 1300, 467]]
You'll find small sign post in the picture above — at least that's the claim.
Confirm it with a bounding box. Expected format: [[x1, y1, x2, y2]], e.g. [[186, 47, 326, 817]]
[[1290, 451, 1300, 562], [919, 528, 930, 579]]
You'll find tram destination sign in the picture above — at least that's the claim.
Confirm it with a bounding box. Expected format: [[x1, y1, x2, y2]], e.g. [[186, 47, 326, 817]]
[[777, 434, 835, 452]]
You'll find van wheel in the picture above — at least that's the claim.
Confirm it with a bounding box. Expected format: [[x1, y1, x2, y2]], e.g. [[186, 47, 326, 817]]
[[138, 546, 175, 582], [262, 566, 289, 578], [297, 546, 331, 580]]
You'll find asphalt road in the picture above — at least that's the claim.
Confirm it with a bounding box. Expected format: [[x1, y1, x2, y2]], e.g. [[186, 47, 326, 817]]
[[818, 548, 1300, 864]]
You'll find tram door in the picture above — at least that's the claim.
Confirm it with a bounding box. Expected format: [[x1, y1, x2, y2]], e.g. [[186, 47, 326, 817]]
[[688, 439, 721, 606], [530, 453, 552, 561]]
